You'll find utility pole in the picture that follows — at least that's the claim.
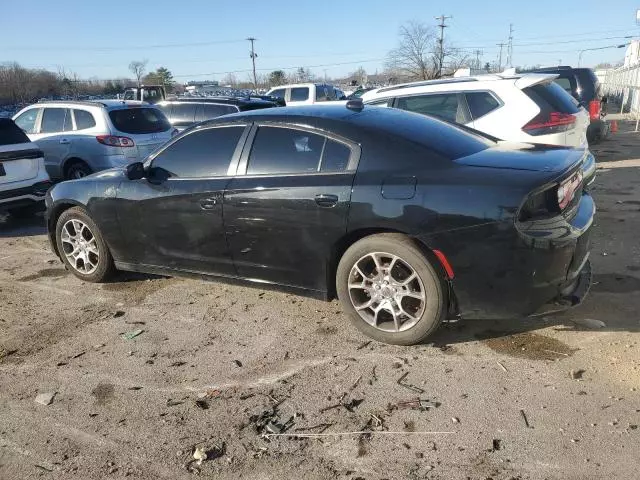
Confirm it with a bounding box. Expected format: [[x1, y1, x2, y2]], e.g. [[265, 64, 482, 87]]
[[473, 49, 483, 70], [496, 43, 506, 72], [506, 24, 514, 67], [247, 37, 258, 90], [435, 14, 452, 78]]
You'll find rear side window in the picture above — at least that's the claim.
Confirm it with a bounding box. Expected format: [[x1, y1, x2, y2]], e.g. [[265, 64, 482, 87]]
[[523, 82, 580, 114], [74, 109, 96, 130], [197, 104, 239, 121], [151, 126, 244, 178], [269, 89, 285, 100], [109, 107, 171, 134], [40, 108, 73, 133], [315, 86, 329, 101], [169, 104, 197, 127], [396, 93, 470, 124], [321, 139, 351, 172], [465, 92, 500, 120], [290, 87, 309, 102], [0, 119, 30, 145], [13, 108, 40, 134]]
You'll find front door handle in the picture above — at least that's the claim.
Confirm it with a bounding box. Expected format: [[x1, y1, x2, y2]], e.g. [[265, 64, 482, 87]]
[[199, 198, 218, 210], [315, 194, 339, 207], [59, 139, 70, 145]]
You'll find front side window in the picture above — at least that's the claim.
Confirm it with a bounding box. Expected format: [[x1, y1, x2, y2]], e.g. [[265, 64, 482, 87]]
[[367, 98, 392, 107], [396, 93, 469, 124], [151, 126, 244, 178], [74, 109, 97, 130], [315, 86, 328, 101], [247, 126, 351, 175], [269, 89, 285, 100], [40, 108, 68, 133], [198, 104, 239, 121], [465, 92, 500, 120], [14, 108, 40, 134], [290, 87, 310, 102], [109, 107, 171, 134]]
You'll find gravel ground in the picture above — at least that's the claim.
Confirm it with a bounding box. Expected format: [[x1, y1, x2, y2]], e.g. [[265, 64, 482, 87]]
[[1, 122, 639, 480]]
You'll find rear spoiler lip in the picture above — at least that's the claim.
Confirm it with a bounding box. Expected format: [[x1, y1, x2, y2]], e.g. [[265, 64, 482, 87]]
[[514, 73, 559, 90]]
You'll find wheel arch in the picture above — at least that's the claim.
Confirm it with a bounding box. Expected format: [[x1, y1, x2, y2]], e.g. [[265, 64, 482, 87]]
[[47, 200, 85, 258], [62, 157, 90, 178]]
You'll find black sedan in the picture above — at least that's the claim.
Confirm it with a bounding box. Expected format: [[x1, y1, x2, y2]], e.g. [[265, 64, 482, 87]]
[[45, 103, 594, 345]]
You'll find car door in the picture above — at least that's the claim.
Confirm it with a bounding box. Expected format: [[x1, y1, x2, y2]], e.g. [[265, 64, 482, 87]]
[[395, 93, 471, 126], [115, 124, 250, 275], [30, 107, 74, 179], [224, 123, 359, 292]]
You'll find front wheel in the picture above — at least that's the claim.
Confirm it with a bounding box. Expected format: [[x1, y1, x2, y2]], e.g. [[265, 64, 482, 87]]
[[65, 161, 92, 180], [55, 207, 114, 282], [336, 233, 446, 345]]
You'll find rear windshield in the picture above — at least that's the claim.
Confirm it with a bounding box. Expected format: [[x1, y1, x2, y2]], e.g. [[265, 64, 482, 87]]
[[575, 68, 601, 101], [0, 118, 31, 146], [108, 107, 171, 134], [523, 82, 580, 114]]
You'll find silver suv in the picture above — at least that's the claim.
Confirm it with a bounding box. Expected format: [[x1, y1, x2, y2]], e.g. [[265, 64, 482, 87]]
[[12, 100, 175, 180]]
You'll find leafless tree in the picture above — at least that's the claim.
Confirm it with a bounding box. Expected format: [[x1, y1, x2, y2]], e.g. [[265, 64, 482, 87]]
[[350, 66, 368, 85], [386, 22, 438, 80], [221, 73, 238, 87], [129, 60, 148, 87]]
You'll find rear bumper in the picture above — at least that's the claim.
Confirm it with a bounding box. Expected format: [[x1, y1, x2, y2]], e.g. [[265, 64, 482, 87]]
[[0, 180, 52, 209], [530, 258, 592, 316]]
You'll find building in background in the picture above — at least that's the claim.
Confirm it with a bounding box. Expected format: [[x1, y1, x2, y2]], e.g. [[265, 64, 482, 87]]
[[624, 40, 640, 67]]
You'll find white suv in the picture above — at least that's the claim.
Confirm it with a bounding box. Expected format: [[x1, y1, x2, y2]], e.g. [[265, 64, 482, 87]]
[[13, 100, 175, 180], [266, 83, 339, 106], [0, 118, 51, 214], [361, 74, 590, 148]]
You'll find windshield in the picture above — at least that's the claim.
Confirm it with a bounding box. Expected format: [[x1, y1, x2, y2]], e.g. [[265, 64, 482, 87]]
[[108, 107, 171, 134]]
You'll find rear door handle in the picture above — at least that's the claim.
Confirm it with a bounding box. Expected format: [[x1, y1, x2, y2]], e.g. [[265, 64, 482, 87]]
[[59, 139, 70, 145], [199, 198, 218, 210], [315, 194, 339, 207]]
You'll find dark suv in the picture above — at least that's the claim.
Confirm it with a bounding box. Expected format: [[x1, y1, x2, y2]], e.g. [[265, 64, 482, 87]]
[[156, 97, 278, 131], [531, 66, 608, 142]]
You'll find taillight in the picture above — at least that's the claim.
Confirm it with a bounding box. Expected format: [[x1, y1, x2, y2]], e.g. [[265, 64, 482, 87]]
[[557, 169, 583, 210], [522, 112, 576, 136], [96, 135, 135, 147], [588, 100, 601, 121]]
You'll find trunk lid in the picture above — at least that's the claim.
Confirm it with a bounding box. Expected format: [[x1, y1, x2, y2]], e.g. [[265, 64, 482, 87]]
[[0, 143, 43, 185]]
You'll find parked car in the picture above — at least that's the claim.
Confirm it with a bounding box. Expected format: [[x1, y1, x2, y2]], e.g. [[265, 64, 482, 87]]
[[530, 66, 608, 143], [347, 87, 375, 99], [45, 103, 594, 345], [361, 74, 591, 149], [0, 118, 51, 215], [156, 97, 278, 131], [13, 101, 175, 180], [121, 85, 166, 104], [265, 83, 339, 106]]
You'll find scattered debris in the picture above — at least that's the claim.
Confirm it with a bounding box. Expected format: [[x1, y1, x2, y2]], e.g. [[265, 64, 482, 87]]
[[389, 398, 440, 412], [350, 375, 363, 391], [125, 320, 146, 325], [520, 409, 531, 428], [193, 447, 207, 466], [543, 349, 569, 357], [451, 417, 460, 424], [121, 329, 144, 340], [195, 399, 209, 410], [233, 359, 243, 367], [572, 318, 606, 329], [250, 408, 295, 437], [35, 392, 56, 406], [496, 361, 508, 372], [113, 310, 125, 318], [56, 361, 68, 367], [71, 351, 85, 359], [167, 399, 184, 407], [570, 369, 586, 380], [170, 361, 186, 367], [356, 340, 372, 350], [34, 463, 55, 472], [319, 393, 364, 413], [397, 371, 425, 394], [492, 439, 502, 451], [294, 423, 333, 433], [262, 430, 455, 439], [199, 389, 222, 399]]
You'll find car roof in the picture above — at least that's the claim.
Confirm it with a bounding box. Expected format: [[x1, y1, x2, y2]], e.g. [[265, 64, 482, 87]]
[[160, 97, 275, 106], [267, 83, 332, 90], [29, 100, 149, 110]]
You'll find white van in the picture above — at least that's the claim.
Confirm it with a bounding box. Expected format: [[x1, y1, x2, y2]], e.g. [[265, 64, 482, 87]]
[[266, 83, 339, 106]]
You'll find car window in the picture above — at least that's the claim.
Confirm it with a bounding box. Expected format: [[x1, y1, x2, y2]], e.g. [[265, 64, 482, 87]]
[[290, 87, 310, 102], [197, 104, 239, 122], [170, 103, 197, 126], [315, 86, 328, 101], [367, 98, 393, 107], [40, 108, 67, 133], [320, 139, 351, 172], [14, 108, 40, 134], [396, 94, 469, 124], [554, 77, 572, 94], [63, 109, 74, 132], [109, 107, 171, 134], [465, 92, 500, 120], [269, 89, 285, 100], [247, 126, 326, 175], [151, 126, 244, 178], [123, 91, 136, 101], [73, 109, 96, 130], [0, 119, 31, 145]]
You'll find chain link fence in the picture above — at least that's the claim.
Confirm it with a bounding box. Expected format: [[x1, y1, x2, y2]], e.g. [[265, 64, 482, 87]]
[[601, 65, 640, 129]]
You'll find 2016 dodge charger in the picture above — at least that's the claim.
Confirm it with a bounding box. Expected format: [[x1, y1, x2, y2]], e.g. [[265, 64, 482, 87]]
[[45, 102, 594, 345]]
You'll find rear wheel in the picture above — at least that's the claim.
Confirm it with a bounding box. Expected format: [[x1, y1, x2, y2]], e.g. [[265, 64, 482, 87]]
[[55, 207, 114, 282], [65, 161, 92, 180], [336, 233, 445, 345]]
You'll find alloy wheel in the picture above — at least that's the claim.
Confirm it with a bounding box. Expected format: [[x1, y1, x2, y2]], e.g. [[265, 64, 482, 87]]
[[348, 251, 426, 333], [60, 219, 100, 275]]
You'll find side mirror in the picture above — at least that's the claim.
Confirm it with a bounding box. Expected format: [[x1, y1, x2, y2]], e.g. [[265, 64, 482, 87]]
[[126, 162, 145, 180]]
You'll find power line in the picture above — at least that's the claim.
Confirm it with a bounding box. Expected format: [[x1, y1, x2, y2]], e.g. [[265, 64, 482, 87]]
[[459, 34, 635, 50], [435, 14, 452, 78], [3, 39, 246, 52]]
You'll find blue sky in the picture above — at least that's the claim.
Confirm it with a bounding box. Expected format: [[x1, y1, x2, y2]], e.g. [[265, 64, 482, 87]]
[[3, 0, 639, 83]]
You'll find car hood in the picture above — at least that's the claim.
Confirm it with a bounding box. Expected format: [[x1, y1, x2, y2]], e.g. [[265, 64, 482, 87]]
[[81, 167, 127, 181], [455, 143, 586, 172]]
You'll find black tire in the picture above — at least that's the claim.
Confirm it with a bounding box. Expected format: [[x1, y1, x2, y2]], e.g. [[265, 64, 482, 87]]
[[55, 206, 115, 282], [336, 233, 446, 345], [65, 161, 92, 180]]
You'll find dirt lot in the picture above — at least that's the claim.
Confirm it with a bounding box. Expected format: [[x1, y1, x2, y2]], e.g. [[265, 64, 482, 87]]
[[1, 123, 640, 480]]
